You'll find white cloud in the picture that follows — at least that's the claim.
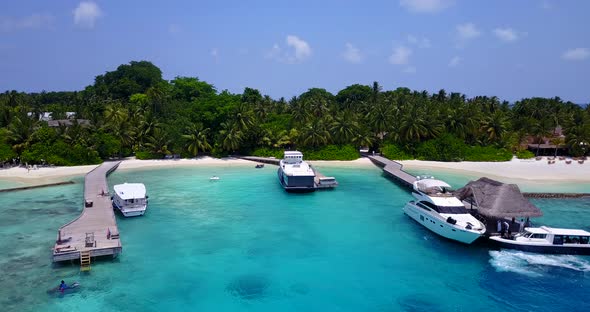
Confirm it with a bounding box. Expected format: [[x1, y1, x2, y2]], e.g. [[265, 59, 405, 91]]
[[562, 48, 589, 61], [0, 13, 54, 32], [342, 43, 362, 63], [407, 34, 431, 48], [403, 66, 416, 74], [267, 35, 312, 63], [211, 48, 218, 58], [399, 0, 453, 13], [73, 1, 102, 29], [448, 56, 461, 67], [286, 35, 311, 62], [456, 23, 481, 40], [389, 46, 412, 65], [493, 27, 520, 42]]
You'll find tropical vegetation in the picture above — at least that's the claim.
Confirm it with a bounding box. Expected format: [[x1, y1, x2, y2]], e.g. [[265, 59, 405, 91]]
[[1, 60, 589, 165]]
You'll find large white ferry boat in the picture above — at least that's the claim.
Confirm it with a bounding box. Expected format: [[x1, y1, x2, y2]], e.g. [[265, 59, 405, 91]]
[[277, 151, 316, 192], [112, 183, 148, 217], [403, 178, 486, 244], [489, 226, 590, 255]]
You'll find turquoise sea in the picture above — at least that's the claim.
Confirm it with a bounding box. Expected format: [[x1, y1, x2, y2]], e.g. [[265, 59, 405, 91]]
[[1, 164, 589, 312]]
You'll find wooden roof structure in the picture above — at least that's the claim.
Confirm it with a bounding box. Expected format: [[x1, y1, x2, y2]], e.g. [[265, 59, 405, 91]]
[[455, 177, 543, 218]]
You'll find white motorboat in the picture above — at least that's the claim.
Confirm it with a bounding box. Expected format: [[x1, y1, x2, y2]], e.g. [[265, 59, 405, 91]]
[[112, 183, 148, 217], [489, 226, 590, 255], [210, 176, 220, 181], [277, 151, 316, 192], [403, 178, 486, 244]]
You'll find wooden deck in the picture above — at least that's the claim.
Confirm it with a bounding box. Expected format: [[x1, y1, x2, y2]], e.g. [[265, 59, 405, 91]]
[[52, 161, 122, 262], [240, 156, 280, 165], [368, 155, 416, 189]]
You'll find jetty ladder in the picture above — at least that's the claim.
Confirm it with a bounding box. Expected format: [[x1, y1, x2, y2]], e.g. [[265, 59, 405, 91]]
[[80, 250, 91, 271]]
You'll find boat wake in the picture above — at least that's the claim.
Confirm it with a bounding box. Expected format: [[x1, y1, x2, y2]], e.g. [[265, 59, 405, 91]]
[[489, 250, 590, 277]]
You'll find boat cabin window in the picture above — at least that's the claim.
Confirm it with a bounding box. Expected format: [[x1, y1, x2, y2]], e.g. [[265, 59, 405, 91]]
[[416, 202, 432, 211], [523, 232, 533, 238], [553, 235, 563, 245], [417, 201, 467, 214], [531, 233, 547, 239], [564, 236, 587, 244]]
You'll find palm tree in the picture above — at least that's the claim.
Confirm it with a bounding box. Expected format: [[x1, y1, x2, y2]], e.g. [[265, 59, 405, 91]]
[[530, 118, 552, 156], [145, 128, 171, 156], [330, 111, 359, 144], [301, 121, 330, 147], [219, 121, 242, 153], [7, 114, 36, 155], [233, 103, 254, 132], [480, 111, 509, 145], [182, 124, 212, 157]]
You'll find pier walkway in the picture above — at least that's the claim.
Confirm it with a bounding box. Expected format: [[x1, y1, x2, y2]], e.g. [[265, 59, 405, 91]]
[[368, 155, 590, 198], [52, 161, 122, 262], [368, 156, 416, 189]]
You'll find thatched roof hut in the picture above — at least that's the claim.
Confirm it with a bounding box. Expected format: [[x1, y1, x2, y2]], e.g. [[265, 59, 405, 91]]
[[455, 177, 543, 218]]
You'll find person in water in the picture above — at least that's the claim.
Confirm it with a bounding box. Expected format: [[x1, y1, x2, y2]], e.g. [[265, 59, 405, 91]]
[[59, 280, 67, 292]]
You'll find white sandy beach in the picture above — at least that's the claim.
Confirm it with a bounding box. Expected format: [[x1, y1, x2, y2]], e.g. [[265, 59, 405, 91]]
[[399, 157, 590, 182], [0, 156, 589, 187], [0, 157, 252, 185]]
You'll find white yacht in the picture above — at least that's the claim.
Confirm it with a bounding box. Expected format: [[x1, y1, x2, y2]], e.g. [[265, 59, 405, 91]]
[[277, 151, 316, 192], [112, 183, 148, 217], [403, 178, 486, 244], [489, 226, 590, 255]]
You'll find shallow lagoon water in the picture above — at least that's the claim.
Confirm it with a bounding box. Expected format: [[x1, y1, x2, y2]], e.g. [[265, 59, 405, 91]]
[[0, 164, 589, 312]]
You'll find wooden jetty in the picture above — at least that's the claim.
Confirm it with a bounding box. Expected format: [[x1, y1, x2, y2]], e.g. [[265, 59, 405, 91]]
[[52, 161, 122, 264], [0, 181, 74, 193], [239, 156, 338, 189], [240, 156, 280, 165], [368, 155, 590, 198], [368, 155, 416, 189]]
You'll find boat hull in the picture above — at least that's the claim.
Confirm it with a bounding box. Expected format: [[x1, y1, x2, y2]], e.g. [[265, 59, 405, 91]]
[[277, 168, 315, 193], [403, 202, 483, 244], [489, 237, 590, 255], [112, 201, 147, 217]]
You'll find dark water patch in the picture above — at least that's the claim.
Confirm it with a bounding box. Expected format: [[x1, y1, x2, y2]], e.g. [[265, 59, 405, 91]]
[[397, 294, 443, 312], [226, 274, 270, 300]]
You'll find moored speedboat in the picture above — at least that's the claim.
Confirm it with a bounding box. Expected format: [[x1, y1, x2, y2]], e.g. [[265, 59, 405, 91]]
[[277, 151, 315, 192], [403, 178, 486, 244], [112, 183, 148, 217], [489, 226, 590, 255]]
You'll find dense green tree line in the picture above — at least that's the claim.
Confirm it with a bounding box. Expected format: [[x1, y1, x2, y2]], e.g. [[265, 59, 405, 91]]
[[1, 60, 589, 165]]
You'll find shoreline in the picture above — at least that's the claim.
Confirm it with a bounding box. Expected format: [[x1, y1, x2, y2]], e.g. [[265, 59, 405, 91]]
[[1, 156, 589, 189]]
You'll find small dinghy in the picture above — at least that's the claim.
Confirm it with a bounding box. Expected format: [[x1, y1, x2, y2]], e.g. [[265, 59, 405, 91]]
[[210, 176, 220, 181]]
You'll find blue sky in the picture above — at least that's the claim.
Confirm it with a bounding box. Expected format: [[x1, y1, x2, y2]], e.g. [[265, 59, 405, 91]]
[[0, 0, 589, 103]]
